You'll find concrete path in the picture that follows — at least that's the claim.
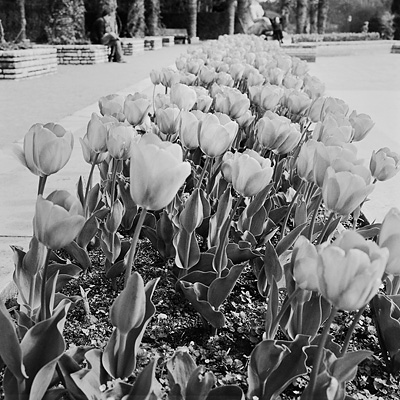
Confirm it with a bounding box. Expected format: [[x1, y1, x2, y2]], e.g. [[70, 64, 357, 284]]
[[0, 40, 399, 301]]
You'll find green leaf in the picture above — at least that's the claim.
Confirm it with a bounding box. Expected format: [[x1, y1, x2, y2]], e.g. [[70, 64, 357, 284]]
[[295, 198, 307, 227], [77, 176, 84, 207], [64, 241, 92, 272], [185, 366, 215, 400], [275, 222, 307, 256], [208, 263, 246, 309], [330, 350, 372, 383], [264, 278, 279, 339], [167, 350, 197, 395], [180, 188, 204, 232], [0, 299, 26, 380], [225, 242, 261, 264], [86, 183, 101, 215], [263, 241, 283, 285], [356, 223, 381, 239], [76, 215, 98, 249], [174, 228, 201, 270], [156, 210, 176, 259], [128, 358, 162, 399], [110, 272, 146, 334], [180, 282, 226, 328]]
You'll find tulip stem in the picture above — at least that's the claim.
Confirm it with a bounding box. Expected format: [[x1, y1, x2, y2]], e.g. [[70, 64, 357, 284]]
[[316, 211, 335, 245], [269, 286, 302, 339], [124, 207, 147, 288], [84, 153, 99, 211], [340, 306, 366, 356], [280, 180, 305, 241], [37, 175, 48, 196], [308, 193, 322, 241], [110, 159, 120, 204], [196, 156, 211, 189], [39, 248, 52, 321], [308, 306, 338, 398]]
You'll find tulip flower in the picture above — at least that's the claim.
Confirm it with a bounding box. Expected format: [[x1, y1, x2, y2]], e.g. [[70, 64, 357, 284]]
[[229, 62, 245, 82], [247, 70, 265, 87], [149, 69, 161, 85], [379, 207, 400, 275], [256, 115, 301, 155], [80, 135, 108, 165], [170, 83, 197, 111], [160, 68, 181, 88], [292, 236, 320, 292], [322, 166, 374, 216], [198, 112, 238, 158], [266, 68, 284, 86], [222, 150, 273, 197], [34, 191, 85, 250], [216, 72, 234, 87], [291, 58, 309, 77], [154, 93, 171, 110], [195, 94, 213, 113], [370, 147, 400, 182], [129, 133, 191, 210], [198, 65, 216, 86], [98, 94, 125, 121], [107, 123, 138, 160], [13, 122, 74, 177], [259, 84, 284, 111], [236, 110, 255, 130], [186, 58, 204, 74], [303, 74, 325, 100], [155, 107, 181, 139], [124, 93, 151, 127], [179, 72, 197, 86], [179, 111, 200, 150], [308, 96, 349, 123], [284, 89, 312, 115], [296, 139, 319, 182], [348, 110, 375, 142], [318, 230, 388, 311], [312, 113, 353, 146], [282, 74, 303, 91], [214, 88, 250, 120]]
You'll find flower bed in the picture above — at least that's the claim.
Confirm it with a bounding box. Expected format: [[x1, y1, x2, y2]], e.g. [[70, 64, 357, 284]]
[[292, 32, 381, 43], [1, 34, 400, 400], [0, 47, 57, 79], [55, 44, 109, 65]]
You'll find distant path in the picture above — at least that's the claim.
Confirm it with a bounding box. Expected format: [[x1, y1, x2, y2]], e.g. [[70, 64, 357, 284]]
[[0, 45, 190, 147]]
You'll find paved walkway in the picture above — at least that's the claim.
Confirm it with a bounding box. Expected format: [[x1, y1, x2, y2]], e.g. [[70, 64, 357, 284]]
[[0, 40, 399, 301]]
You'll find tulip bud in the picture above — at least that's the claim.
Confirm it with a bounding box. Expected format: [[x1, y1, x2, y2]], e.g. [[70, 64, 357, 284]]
[[107, 123, 138, 160], [156, 107, 181, 138], [161, 68, 181, 88], [198, 113, 238, 158], [349, 110, 375, 142], [150, 69, 161, 85], [259, 84, 284, 111], [13, 122, 74, 177], [379, 207, 400, 275], [198, 65, 216, 86], [124, 94, 151, 127], [322, 166, 374, 216], [318, 230, 388, 311], [130, 133, 191, 210], [80, 135, 108, 165], [370, 147, 400, 182], [179, 111, 200, 150], [230, 150, 274, 197], [98, 94, 125, 121], [170, 83, 197, 111], [292, 236, 320, 291], [34, 192, 85, 250]]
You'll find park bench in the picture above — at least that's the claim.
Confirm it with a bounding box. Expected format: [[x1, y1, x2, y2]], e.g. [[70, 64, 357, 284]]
[[161, 28, 189, 44]]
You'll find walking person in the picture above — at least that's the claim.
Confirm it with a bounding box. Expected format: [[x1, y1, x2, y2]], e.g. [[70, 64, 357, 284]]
[[271, 17, 284, 45]]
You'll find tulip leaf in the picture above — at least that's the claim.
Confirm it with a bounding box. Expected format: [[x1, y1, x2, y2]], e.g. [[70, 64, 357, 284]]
[[64, 241, 92, 272], [245, 183, 274, 218], [86, 183, 102, 215], [156, 210, 176, 259], [77, 176, 84, 207], [318, 217, 341, 243], [269, 206, 289, 225], [330, 350, 372, 383], [167, 350, 197, 395], [226, 241, 261, 264], [206, 385, 245, 400], [356, 223, 381, 240], [247, 340, 290, 400], [185, 366, 215, 400], [180, 188, 204, 233], [128, 358, 162, 399], [251, 257, 269, 298], [180, 281, 226, 328], [275, 222, 307, 256], [110, 272, 146, 334], [22, 236, 47, 276], [264, 278, 279, 339], [300, 370, 342, 400], [299, 292, 325, 339], [182, 271, 218, 286], [0, 299, 26, 380], [263, 241, 283, 285], [188, 253, 216, 274], [212, 217, 231, 275], [174, 228, 201, 270], [208, 186, 232, 247], [208, 262, 246, 309], [76, 215, 98, 249], [295, 198, 307, 227]]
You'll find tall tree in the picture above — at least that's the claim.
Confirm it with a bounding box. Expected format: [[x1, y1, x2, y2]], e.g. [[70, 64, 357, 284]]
[[392, 0, 400, 38], [188, 0, 198, 38], [127, 0, 146, 37], [309, 0, 318, 33], [296, 0, 308, 33], [227, 0, 236, 35], [237, 0, 253, 33], [16, 0, 27, 42], [145, 0, 160, 35], [280, 0, 293, 31], [317, 0, 328, 33]]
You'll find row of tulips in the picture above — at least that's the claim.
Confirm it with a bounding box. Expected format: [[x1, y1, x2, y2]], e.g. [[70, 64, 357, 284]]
[[1, 34, 400, 399]]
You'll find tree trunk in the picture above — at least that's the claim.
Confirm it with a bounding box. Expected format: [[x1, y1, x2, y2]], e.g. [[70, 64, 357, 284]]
[[227, 0, 236, 35], [309, 0, 318, 33], [145, 0, 160, 36], [17, 0, 27, 42], [317, 0, 328, 34], [296, 0, 308, 34], [237, 0, 252, 33], [127, 0, 146, 37], [280, 0, 292, 31], [0, 19, 5, 43], [188, 0, 197, 38]]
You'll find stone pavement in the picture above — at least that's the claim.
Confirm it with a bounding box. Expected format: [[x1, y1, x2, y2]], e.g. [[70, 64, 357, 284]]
[[0, 40, 399, 302]]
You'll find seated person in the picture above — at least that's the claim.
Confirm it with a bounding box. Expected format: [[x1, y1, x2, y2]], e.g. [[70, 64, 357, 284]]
[[271, 17, 284, 44], [247, 0, 273, 37], [91, 11, 125, 63]]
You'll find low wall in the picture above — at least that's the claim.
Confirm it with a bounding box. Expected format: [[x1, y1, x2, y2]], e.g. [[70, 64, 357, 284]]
[[120, 38, 146, 56], [144, 37, 163, 50], [0, 47, 57, 80], [55, 45, 109, 65]]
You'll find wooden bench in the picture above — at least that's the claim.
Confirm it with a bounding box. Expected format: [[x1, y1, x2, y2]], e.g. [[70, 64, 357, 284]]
[[161, 28, 189, 44]]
